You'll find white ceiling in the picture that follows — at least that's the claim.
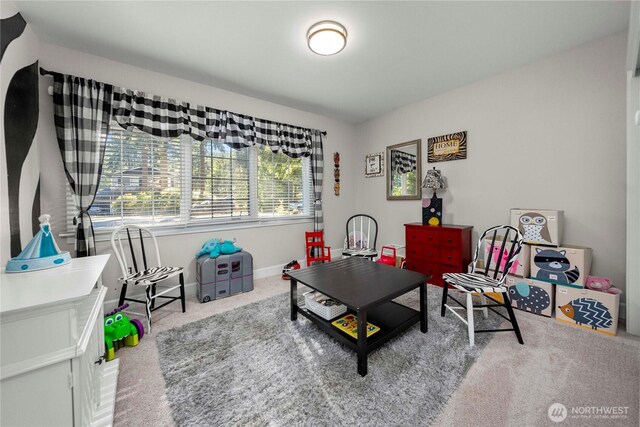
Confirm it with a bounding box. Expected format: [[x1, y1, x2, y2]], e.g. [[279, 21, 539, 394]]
[[18, 1, 629, 123]]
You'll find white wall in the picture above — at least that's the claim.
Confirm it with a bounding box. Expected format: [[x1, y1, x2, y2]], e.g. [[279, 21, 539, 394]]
[[355, 34, 628, 301], [37, 42, 358, 302]]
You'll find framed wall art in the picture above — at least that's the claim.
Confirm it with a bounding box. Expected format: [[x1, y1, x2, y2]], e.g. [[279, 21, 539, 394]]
[[365, 152, 384, 177], [427, 131, 467, 163]]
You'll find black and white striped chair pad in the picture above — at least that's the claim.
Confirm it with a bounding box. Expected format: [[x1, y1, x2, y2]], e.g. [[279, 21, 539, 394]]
[[123, 266, 183, 286], [442, 272, 507, 294]]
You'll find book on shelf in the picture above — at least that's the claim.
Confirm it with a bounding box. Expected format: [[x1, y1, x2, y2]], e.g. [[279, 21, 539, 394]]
[[331, 314, 380, 338]]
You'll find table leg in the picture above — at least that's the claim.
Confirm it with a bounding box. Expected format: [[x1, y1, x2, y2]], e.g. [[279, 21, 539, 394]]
[[290, 278, 298, 321], [357, 310, 368, 376], [420, 282, 428, 333]]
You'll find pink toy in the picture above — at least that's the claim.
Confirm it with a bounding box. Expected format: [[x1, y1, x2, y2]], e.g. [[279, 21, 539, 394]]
[[585, 275, 622, 294], [585, 275, 612, 291], [486, 244, 520, 275]]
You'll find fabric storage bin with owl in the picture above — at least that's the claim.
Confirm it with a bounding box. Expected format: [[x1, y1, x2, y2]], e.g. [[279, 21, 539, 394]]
[[483, 236, 531, 277], [530, 245, 592, 287], [556, 285, 620, 336], [510, 209, 564, 247], [505, 276, 554, 317]]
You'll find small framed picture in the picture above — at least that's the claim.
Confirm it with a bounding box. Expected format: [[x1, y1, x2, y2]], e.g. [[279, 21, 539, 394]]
[[365, 152, 384, 177]]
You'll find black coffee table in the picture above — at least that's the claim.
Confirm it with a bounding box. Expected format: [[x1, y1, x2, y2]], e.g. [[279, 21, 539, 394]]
[[288, 257, 430, 376]]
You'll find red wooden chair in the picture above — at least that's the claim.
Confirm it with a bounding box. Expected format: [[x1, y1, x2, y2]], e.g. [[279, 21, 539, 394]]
[[305, 231, 332, 267]]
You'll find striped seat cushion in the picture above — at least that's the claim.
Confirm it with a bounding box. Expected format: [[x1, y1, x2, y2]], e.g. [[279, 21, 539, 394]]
[[442, 272, 507, 294], [342, 248, 378, 257], [124, 266, 183, 286]]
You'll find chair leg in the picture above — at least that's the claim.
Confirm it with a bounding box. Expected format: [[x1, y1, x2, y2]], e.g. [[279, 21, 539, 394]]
[[481, 294, 488, 319], [145, 286, 152, 334], [179, 273, 186, 313], [150, 284, 157, 309], [441, 283, 449, 317], [502, 293, 524, 344], [466, 293, 475, 347], [118, 282, 128, 307]]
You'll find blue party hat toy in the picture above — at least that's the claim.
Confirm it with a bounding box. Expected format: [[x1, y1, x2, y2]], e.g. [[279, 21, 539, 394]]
[[5, 214, 71, 273]]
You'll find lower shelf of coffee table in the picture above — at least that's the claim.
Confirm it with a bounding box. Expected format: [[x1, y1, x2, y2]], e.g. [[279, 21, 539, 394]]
[[296, 300, 420, 354]]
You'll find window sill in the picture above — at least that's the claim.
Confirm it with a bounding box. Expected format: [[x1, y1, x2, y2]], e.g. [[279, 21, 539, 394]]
[[62, 216, 314, 243]]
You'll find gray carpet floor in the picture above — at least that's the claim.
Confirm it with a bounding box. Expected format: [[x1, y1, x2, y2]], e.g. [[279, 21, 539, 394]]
[[112, 277, 640, 427], [155, 289, 500, 426]]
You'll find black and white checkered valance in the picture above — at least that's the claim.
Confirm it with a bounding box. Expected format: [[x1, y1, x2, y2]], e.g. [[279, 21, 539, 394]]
[[111, 87, 313, 158], [390, 150, 417, 174]]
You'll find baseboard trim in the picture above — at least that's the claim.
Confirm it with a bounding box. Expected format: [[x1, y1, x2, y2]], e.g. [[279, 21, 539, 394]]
[[102, 259, 305, 313]]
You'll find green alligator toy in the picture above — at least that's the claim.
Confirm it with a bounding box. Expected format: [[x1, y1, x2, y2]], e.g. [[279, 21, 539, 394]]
[[104, 304, 144, 361]]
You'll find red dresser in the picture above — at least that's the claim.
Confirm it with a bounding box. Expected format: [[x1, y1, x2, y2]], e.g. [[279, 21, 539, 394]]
[[404, 223, 473, 287]]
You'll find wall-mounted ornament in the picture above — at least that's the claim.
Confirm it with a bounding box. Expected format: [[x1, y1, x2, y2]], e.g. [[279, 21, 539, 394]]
[[427, 131, 467, 163], [333, 152, 340, 196], [365, 152, 384, 177]]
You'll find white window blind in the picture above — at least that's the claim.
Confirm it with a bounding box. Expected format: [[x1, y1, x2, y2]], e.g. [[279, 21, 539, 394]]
[[67, 126, 313, 232], [190, 139, 250, 221], [257, 146, 313, 217]]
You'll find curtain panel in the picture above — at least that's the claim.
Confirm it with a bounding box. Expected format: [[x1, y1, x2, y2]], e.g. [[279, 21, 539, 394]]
[[52, 74, 113, 257], [311, 131, 324, 232]]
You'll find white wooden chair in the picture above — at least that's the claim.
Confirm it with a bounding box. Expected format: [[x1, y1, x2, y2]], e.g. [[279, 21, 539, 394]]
[[441, 225, 524, 346], [342, 214, 379, 260], [110, 225, 185, 333]]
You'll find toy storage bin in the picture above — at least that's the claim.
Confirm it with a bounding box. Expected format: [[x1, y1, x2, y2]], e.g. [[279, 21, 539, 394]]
[[483, 236, 531, 277], [530, 245, 592, 287], [303, 291, 347, 321], [510, 209, 564, 247], [555, 285, 620, 336], [505, 276, 554, 317]]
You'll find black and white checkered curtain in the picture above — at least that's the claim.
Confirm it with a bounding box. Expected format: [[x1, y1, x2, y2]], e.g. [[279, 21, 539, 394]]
[[311, 131, 324, 232], [53, 74, 113, 257], [391, 150, 417, 174], [111, 87, 312, 157]]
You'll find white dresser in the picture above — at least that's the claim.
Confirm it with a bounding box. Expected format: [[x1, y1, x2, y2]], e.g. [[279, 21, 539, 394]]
[[1, 255, 118, 427]]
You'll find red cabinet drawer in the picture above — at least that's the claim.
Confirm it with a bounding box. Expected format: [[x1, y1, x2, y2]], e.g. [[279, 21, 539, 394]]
[[440, 230, 461, 248], [406, 228, 440, 245], [441, 248, 461, 266]]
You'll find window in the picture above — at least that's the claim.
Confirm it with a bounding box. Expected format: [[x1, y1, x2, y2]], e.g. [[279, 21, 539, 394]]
[[76, 126, 313, 231]]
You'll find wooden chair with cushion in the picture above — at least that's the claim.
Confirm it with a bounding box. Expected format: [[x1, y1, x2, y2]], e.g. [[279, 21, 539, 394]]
[[305, 231, 332, 267], [441, 225, 524, 347], [110, 225, 185, 333]]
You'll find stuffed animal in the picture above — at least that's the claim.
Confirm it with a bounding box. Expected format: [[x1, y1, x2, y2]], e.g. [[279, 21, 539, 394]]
[[585, 275, 622, 295], [196, 238, 242, 259]]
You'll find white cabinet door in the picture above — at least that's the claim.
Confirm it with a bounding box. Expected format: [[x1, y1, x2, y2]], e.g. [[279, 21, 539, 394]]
[[73, 307, 103, 426], [1, 361, 73, 427]]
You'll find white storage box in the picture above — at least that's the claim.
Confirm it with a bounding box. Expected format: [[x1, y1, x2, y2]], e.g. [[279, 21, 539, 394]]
[[556, 285, 620, 336], [505, 275, 554, 317], [303, 291, 347, 320], [483, 236, 531, 277], [530, 245, 592, 287], [510, 209, 564, 247]]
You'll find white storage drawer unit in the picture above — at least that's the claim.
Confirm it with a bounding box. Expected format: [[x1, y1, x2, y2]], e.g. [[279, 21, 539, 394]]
[[1, 255, 118, 427]]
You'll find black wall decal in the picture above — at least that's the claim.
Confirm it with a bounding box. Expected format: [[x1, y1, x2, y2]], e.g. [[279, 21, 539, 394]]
[[4, 60, 39, 257], [32, 179, 41, 235], [0, 13, 27, 62]]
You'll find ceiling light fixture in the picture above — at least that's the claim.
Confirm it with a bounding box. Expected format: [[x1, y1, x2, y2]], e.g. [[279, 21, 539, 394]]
[[307, 21, 347, 56]]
